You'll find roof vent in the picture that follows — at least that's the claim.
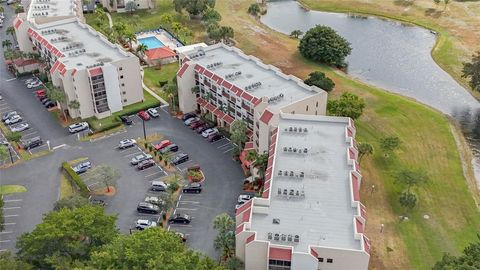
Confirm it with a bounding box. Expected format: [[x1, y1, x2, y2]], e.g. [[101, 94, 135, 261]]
[[273, 218, 280, 224], [294, 235, 300, 242]]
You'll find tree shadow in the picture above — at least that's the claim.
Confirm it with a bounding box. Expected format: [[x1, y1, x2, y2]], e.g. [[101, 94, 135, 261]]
[[424, 8, 443, 18], [393, 0, 414, 7]]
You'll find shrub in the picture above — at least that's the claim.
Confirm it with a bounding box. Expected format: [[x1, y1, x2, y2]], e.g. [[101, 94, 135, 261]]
[[62, 162, 89, 197]]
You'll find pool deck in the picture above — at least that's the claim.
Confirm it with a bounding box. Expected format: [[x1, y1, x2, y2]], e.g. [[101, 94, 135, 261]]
[[136, 30, 183, 51]]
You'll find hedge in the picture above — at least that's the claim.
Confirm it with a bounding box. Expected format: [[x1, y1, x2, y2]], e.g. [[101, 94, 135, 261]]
[[62, 162, 89, 197]]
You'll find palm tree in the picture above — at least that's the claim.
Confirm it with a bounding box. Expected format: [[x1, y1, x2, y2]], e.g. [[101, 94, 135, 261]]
[[2, 40, 12, 49], [6, 26, 17, 45], [245, 150, 257, 162], [136, 43, 148, 56], [0, 6, 4, 13], [213, 213, 236, 260], [254, 153, 268, 179], [68, 100, 80, 117], [164, 83, 178, 111], [123, 31, 137, 49]]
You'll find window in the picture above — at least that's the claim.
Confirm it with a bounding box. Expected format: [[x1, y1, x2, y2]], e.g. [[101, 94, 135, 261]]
[[268, 259, 291, 270], [121, 83, 125, 87], [327, 259, 333, 263], [123, 99, 127, 102], [315, 111, 318, 115], [119, 67, 123, 71], [122, 91, 126, 94], [318, 258, 324, 262], [120, 75, 124, 79], [292, 111, 295, 114], [316, 101, 319, 108], [306, 105, 309, 111]]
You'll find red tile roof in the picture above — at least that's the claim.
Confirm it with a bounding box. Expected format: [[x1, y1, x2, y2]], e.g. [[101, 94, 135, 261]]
[[235, 224, 245, 235], [205, 103, 216, 112], [310, 248, 318, 258], [356, 218, 363, 233], [235, 199, 252, 216], [246, 234, 255, 244], [259, 109, 274, 125], [14, 17, 23, 29], [351, 172, 360, 201], [223, 114, 234, 124], [145, 47, 176, 60], [269, 247, 292, 261], [203, 69, 213, 78], [197, 97, 207, 107], [14, 59, 38, 67], [89, 67, 102, 77], [222, 80, 233, 89], [363, 236, 371, 254], [177, 63, 189, 78]]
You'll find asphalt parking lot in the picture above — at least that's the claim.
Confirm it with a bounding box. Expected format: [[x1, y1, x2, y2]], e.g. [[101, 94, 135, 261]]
[[0, 193, 25, 252]]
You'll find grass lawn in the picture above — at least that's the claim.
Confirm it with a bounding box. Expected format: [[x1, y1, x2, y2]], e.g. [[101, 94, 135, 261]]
[[0, 185, 27, 195], [60, 174, 75, 199], [143, 63, 180, 101], [216, 1, 480, 269]]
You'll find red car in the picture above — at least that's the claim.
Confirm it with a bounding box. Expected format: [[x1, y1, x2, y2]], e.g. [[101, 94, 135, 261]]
[[137, 110, 150, 121], [190, 120, 205, 130], [36, 89, 46, 98], [154, 140, 172, 151]]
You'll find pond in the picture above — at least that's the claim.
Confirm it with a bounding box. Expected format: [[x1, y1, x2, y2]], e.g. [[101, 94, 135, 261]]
[[261, 0, 480, 185]]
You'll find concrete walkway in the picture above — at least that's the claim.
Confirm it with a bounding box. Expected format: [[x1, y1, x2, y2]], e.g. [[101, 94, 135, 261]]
[[106, 12, 113, 28], [142, 81, 169, 106]]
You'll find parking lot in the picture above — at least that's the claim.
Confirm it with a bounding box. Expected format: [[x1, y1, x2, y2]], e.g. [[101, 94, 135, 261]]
[[0, 193, 25, 252], [120, 145, 167, 181]]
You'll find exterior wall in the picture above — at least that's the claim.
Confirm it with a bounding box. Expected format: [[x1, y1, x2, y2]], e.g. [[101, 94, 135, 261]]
[[245, 241, 269, 270], [279, 92, 327, 116], [177, 64, 197, 113], [312, 247, 369, 270], [110, 55, 144, 107], [291, 252, 317, 270], [14, 15, 35, 53], [15, 63, 40, 74], [102, 0, 151, 12], [102, 64, 123, 113]]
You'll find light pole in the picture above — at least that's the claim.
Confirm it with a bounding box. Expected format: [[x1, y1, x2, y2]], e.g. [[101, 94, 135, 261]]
[[8, 146, 14, 164], [142, 118, 146, 140]]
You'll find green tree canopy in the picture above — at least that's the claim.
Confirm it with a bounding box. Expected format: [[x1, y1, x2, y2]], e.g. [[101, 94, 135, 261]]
[[357, 142, 374, 163], [299, 25, 352, 66], [289, 29, 303, 39], [379, 136, 401, 157], [173, 0, 216, 16], [54, 194, 90, 211], [327, 92, 365, 119], [433, 236, 480, 270], [247, 3, 260, 16], [0, 252, 33, 270], [17, 205, 118, 269], [6, 131, 22, 143], [202, 7, 221, 23], [89, 227, 225, 270], [399, 190, 417, 209], [394, 169, 428, 193], [213, 213, 235, 261], [125, 1, 137, 14], [0, 196, 4, 232], [230, 120, 248, 156], [462, 51, 480, 92], [304, 71, 335, 91]]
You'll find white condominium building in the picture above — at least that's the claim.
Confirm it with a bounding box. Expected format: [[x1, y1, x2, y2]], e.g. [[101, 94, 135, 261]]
[[235, 114, 370, 270], [13, 0, 143, 119], [101, 0, 153, 13], [176, 43, 328, 153]]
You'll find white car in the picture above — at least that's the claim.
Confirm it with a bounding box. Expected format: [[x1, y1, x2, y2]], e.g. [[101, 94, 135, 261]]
[[68, 122, 89, 133], [118, 139, 136, 149], [238, 194, 252, 204], [10, 123, 29, 132], [147, 108, 159, 118], [5, 115, 22, 125], [135, 219, 157, 230], [0, 94, 3, 100], [201, 128, 218, 138], [27, 81, 42, 89], [184, 117, 199, 125], [25, 78, 39, 85], [130, 153, 152, 165], [144, 196, 164, 205]]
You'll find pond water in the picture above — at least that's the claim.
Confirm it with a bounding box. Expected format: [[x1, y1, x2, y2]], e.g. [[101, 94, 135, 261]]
[[261, 0, 480, 186]]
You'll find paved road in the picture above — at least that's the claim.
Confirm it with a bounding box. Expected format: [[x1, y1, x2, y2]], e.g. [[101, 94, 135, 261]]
[[0, 3, 244, 258]]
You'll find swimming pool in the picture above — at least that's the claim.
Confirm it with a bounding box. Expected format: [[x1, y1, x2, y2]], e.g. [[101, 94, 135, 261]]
[[138, 36, 165, 49]]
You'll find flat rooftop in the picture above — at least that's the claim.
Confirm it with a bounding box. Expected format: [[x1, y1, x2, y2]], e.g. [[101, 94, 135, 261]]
[[39, 20, 129, 69], [27, 0, 78, 21], [250, 114, 361, 253], [188, 44, 322, 110]]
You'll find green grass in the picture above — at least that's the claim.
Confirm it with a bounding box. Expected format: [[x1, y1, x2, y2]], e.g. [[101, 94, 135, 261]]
[[0, 185, 27, 195], [59, 174, 75, 199], [143, 63, 180, 101]]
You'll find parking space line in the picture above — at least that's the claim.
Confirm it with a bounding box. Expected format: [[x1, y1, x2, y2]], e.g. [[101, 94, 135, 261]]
[[144, 170, 165, 178], [217, 142, 231, 148], [118, 147, 137, 153], [0, 240, 12, 243], [0, 231, 13, 234], [175, 208, 197, 211], [223, 147, 235, 154], [178, 201, 200, 204], [2, 207, 21, 210], [4, 215, 19, 218], [3, 199, 23, 203], [168, 224, 193, 228], [124, 151, 143, 157], [1, 223, 16, 226], [22, 131, 38, 137]]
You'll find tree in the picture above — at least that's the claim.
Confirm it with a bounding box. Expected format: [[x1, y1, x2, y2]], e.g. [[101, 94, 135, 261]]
[[358, 142, 373, 164], [17, 205, 118, 269], [83, 165, 120, 193], [123, 31, 137, 49], [6, 132, 22, 144], [6, 26, 17, 45], [0, 145, 9, 163], [0, 252, 33, 270], [304, 71, 335, 91], [54, 194, 89, 211], [399, 191, 417, 209], [173, 0, 216, 16], [462, 51, 480, 92], [245, 150, 257, 162], [394, 169, 428, 193], [2, 39, 12, 49], [230, 120, 248, 156], [68, 100, 80, 111], [299, 25, 352, 67], [289, 30, 303, 39], [433, 0, 441, 7], [224, 256, 244, 270], [254, 153, 269, 179], [213, 213, 235, 260], [0, 6, 3, 13], [443, 0, 450, 10], [160, 14, 174, 27], [89, 227, 225, 269], [202, 7, 221, 23], [136, 43, 149, 55], [247, 3, 260, 16], [125, 0, 137, 15], [379, 136, 401, 157], [327, 92, 365, 120], [433, 236, 480, 270], [165, 82, 178, 111]]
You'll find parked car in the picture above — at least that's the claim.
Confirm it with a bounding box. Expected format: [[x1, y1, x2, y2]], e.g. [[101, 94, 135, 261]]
[[182, 183, 202, 193], [27, 81, 42, 89], [72, 161, 92, 174], [190, 121, 205, 130], [168, 214, 191, 224], [0, 140, 9, 146], [195, 124, 211, 134], [150, 181, 168, 192], [44, 101, 56, 109], [208, 133, 224, 142], [40, 97, 50, 104], [20, 137, 43, 150], [2, 111, 17, 122], [7, 0, 16, 5], [144, 196, 164, 205], [136, 202, 160, 214], [10, 123, 29, 132], [159, 143, 178, 154], [5, 115, 22, 125], [147, 108, 159, 118], [184, 117, 199, 126], [0, 94, 2, 100], [154, 140, 172, 151], [182, 112, 196, 121], [118, 139, 136, 149], [36, 89, 46, 98], [120, 115, 132, 125], [25, 78, 39, 85], [68, 122, 89, 133], [130, 153, 152, 165], [137, 110, 150, 121], [202, 128, 218, 138], [238, 194, 252, 204], [137, 159, 156, 170], [170, 153, 189, 165], [135, 219, 157, 230], [235, 202, 245, 210]]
